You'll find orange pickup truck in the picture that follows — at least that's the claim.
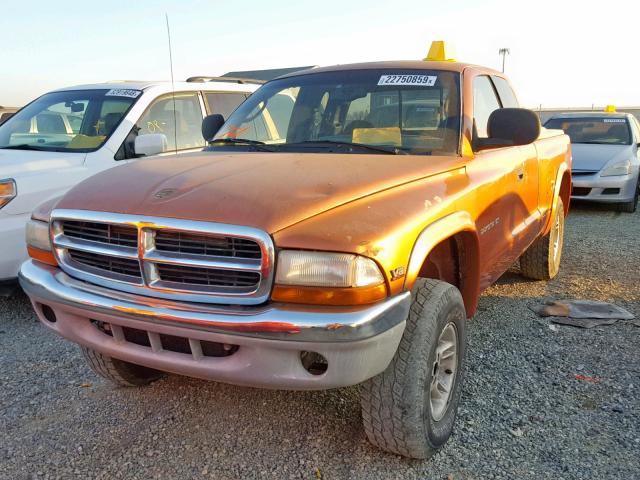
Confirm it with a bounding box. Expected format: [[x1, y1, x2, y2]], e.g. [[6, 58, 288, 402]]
[[20, 45, 571, 458]]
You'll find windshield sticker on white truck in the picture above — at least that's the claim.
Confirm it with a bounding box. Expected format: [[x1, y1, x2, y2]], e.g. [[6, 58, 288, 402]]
[[377, 75, 437, 86], [603, 118, 625, 123], [105, 89, 142, 98]]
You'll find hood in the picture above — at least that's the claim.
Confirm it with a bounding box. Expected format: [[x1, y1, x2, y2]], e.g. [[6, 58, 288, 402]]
[[0, 149, 86, 179], [57, 151, 461, 233], [571, 144, 633, 172]]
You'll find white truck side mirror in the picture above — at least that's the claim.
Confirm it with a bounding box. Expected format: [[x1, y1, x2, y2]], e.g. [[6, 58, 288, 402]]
[[134, 134, 168, 157]]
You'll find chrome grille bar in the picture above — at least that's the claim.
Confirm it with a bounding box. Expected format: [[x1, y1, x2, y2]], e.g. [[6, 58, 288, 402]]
[[50, 209, 275, 306]]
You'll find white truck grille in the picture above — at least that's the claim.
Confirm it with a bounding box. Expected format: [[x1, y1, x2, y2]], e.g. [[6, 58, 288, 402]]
[[50, 210, 274, 305]]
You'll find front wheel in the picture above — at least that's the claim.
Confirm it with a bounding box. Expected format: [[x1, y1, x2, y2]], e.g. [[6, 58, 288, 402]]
[[360, 278, 466, 459], [81, 347, 165, 387], [618, 181, 639, 213], [520, 197, 565, 280]]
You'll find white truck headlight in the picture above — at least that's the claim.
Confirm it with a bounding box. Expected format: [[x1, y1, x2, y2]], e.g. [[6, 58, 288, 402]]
[[275, 250, 384, 287], [0, 178, 16, 209], [600, 160, 631, 177], [25, 219, 52, 252]]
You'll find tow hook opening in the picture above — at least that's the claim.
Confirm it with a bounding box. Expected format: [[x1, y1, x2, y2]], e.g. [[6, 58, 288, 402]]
[[40, 304, 57, 323], [300, 351, 328, 375]]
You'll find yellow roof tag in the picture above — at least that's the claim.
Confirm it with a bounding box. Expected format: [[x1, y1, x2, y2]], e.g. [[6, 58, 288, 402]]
[[425, 41, 456, 62], [604, 105, 616, 113]]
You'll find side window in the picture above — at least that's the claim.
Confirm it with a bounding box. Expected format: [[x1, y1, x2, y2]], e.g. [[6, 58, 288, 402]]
[[205, 93, 247, 120], [491, 76, 519, 108], [630, 117, 640, 143], [136, 93, 205, 151], [473, 76, 502, 138]]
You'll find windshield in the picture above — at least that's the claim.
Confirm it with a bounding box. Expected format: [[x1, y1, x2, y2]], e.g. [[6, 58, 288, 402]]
[[212, 69, 461, 155], [0, 89, 140, 152], [545, 117, 631, 145]]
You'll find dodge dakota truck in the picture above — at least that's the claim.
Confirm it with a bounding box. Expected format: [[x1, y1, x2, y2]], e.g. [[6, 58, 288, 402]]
[[19, 44, 572, 459]]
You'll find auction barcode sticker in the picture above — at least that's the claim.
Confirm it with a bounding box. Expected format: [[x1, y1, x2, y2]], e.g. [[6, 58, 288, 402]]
[[105, 89, 142, 98], [378, 75, 437, 86]]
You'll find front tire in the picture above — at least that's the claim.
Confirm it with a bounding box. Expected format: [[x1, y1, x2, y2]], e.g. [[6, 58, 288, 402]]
[[520, 197, 565, 280], [81, 347, 165, 387], [618, 181, 638, 213], [360, 279, 466, 459]]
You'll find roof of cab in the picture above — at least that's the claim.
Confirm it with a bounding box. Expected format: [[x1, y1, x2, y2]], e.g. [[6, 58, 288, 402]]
[[52, 80, 257, 93], [276, 60, 501, 79]]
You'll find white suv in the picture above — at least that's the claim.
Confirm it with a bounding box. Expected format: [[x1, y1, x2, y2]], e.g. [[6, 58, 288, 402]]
[[0, 79, 260, 287]]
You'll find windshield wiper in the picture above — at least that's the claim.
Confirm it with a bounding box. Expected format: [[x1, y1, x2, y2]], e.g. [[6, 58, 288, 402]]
[[280, 140, 409, 155], [0, 144, 66, 152], [209, 138, 276, 151]]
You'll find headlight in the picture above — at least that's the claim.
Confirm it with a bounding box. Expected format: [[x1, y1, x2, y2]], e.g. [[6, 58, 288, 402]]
[[272, 250, 387, 305], [601, 160, 631, 177], [25, 219, 57, 266], [0, 178, 16, 209], [275, 250, 384, 287]]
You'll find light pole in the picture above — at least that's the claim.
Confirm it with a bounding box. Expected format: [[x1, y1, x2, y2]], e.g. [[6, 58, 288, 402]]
[[499, 48, 510, 72]]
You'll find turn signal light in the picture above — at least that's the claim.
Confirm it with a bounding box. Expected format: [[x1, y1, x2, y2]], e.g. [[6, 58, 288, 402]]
[[271, 284, 387, 306], [0, 179, 16, 209]]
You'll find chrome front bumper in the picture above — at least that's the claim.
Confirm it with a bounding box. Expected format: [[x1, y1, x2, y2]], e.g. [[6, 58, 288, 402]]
[[19, 260, 410, 389]]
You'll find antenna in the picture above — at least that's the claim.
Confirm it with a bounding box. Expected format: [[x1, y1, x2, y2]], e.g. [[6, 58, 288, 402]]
[[165, 13, 177, 153]]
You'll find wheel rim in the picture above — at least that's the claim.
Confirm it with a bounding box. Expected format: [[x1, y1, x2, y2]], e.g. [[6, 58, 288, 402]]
[[550, 208, 563, 265], [429, 322, 458, 422]]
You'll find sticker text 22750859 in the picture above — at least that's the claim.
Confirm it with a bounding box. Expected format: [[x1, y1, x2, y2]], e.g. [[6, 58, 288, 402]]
[[377, 75, 437, 86]]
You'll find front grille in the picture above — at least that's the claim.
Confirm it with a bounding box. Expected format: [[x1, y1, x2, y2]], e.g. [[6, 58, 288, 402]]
[[68, 250, 142, 279], [571, 171, 596, 177], [155, 231, 261, 259], [572, 187, 591, 196], [157, 264, 260, 288], [51, 210, 274, 305], [62, 221, 137, 247]]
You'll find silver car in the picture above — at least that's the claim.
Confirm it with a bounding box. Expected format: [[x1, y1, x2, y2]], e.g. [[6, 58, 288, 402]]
[[545, 112, 640, 212]]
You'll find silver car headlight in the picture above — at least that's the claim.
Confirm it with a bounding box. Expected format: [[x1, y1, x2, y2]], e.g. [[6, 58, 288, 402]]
[[601, 160, 631, 177]]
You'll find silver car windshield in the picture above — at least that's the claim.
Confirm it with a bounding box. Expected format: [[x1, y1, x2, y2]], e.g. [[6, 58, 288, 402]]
[[0, 89, 140, 153], [545, 117, 631, 145]]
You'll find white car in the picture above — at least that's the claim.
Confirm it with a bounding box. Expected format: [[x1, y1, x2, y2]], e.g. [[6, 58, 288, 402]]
[[0, 79, 260, 288]]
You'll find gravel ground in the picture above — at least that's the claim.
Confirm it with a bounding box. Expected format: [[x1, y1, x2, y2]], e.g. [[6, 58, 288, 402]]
[[1, 203, 638, 480]]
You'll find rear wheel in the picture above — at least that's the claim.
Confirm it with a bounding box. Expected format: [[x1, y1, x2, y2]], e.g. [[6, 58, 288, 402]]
[[618, 181, 639, 213], [520, 197, 565, 280], [81, 347, 165, 387], [360, 278, 466, 459]]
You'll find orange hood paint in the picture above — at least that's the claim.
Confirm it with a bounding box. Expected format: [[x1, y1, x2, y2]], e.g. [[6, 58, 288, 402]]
[[57, 151, 463, 233]]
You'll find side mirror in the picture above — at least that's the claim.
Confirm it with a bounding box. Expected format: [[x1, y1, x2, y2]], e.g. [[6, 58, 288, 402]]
[[134, 133, 168, 157], [475, 108, 541, 151], [202, 114, 225, 142]]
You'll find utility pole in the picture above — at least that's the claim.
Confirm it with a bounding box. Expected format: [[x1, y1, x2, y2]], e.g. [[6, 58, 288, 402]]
[[499, 48, 510, 72]]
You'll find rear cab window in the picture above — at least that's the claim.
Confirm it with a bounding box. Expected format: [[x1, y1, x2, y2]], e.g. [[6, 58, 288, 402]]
[[204, 93, 248, 120]]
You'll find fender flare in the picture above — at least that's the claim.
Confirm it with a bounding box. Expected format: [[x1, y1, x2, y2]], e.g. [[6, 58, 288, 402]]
[[402, 211, 480, 315]]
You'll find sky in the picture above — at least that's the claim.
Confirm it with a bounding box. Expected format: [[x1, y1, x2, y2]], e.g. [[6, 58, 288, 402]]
[[1, 0, 639, 108]]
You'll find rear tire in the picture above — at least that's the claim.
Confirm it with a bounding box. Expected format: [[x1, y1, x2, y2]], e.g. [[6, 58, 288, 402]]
[[520, 197, 565, 280], [618, 181, 638, 213], [360, 278, 466, 459], [81, 347, 165, 387]]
